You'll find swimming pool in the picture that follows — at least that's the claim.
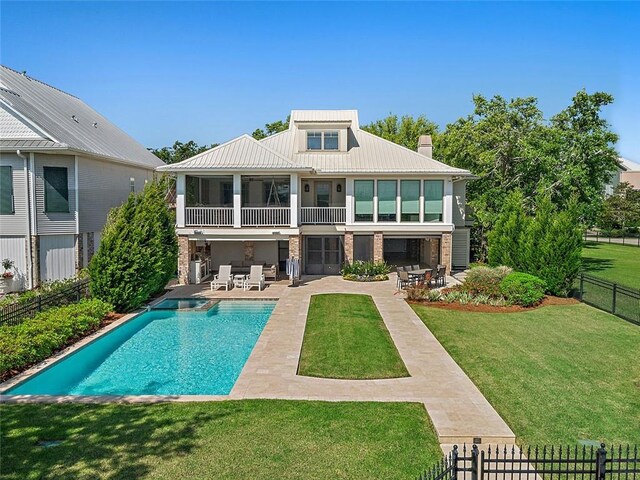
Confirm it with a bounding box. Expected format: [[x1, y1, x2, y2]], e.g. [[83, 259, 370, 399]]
[[6, 300, 276, 396]]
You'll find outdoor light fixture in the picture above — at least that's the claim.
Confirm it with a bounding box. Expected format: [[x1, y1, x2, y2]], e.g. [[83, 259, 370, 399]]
[[336, 184, 342, 193], [304, 184, 310, 193]]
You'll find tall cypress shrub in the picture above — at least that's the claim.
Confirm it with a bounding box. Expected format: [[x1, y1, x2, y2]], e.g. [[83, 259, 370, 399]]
[[89, 179, 177, 312], [487, 191, 528, 268]]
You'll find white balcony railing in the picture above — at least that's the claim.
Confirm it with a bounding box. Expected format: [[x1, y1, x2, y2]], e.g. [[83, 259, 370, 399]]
[[241, 207, 291, 226], [300, 207, 346, 224], [185, 207, 233, 226]]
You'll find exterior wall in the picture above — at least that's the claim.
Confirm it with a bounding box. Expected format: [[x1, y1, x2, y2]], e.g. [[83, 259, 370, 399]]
[[177, 236, 193, 285], [34, 153, 76, 235], [344, 231, 354, 264], [300, 178, 346, 206], [289, 234, 302, 260], [75, 233, 84, 270], [621, 171, 640, 190], [0, 236, 27, 290], [31, 235, 40, 287], [452, 180, 467, 227], [39, 234, 76, 281], [440, 233, 452, 274], [373, 232, 384, 262], [452, 228, 470, 269], [0, 152, 29, 235], [77, 155, 154, 233]]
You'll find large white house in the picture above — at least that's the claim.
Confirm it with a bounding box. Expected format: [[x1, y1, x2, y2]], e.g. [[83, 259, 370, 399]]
[[0, 66, 164, 290], [159, 110, 474, 284]]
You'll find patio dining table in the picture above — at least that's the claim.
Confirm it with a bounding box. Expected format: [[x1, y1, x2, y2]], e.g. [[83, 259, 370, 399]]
[[407, 268, 433, 285]]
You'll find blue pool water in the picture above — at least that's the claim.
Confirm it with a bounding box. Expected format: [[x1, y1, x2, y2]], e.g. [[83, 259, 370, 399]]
[[7, 300, 276, 396]]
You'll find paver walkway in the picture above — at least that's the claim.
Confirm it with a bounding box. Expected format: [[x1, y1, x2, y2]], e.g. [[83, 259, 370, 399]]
[[229, 275, 515, 444]]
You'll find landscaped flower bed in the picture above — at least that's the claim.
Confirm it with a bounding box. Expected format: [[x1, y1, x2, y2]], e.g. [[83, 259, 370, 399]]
[[407, 265, 548, 311], [0, 299, 114, 381], [341, 260, 390, 282]]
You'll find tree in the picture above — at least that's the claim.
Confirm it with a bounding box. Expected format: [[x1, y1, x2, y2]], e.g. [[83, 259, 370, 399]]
[[150, 140, 216, 164], [89, 179, 177, 312], [251, 116, 290, 140], [599, 182, 640, 232], [487, 190, 529, 268], [361, 114, 439, 151]]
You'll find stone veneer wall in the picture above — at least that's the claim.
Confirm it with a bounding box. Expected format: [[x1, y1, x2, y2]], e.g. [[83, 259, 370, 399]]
[[289, 234, 302, 260], [441, 233, 452, 274], [75, 234, 84, 271], [30, 235, 40, 288], [177, 236, 194, 284], [343, 232, 354, 264], [243, 241, 254, 262], [87, 232, 95, 264], [373, 232, 384, 263]]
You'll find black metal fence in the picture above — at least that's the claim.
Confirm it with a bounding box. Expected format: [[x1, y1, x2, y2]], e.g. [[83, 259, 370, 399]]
[[585, 230, 640, 247], [419, 444, 639, 480], [574, 274, 640, 325], [0, 278, 90, 327]]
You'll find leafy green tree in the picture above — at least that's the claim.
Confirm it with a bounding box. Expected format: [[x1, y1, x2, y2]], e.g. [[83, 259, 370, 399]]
[[89, 179, 177, 312], [599, 182, 640, 232], [150, 140, 217, 164], [487, 191, 529, 268], [361, 114, 439, 151], [252, 116, 290, 140]]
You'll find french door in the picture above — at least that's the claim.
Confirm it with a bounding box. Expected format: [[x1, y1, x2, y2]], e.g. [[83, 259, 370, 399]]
[[305, 236, 343, 275]]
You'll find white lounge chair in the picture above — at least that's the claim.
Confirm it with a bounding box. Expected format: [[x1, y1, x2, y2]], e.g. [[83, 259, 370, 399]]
[[244, 265, 265, 291], [211, 265, 233, 291]]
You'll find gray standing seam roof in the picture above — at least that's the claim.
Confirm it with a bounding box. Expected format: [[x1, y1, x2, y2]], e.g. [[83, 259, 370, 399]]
[[0, 65, 163, 169]]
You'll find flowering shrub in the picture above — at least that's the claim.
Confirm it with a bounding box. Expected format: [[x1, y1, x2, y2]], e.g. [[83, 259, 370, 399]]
[[460, 265, 512, 296]]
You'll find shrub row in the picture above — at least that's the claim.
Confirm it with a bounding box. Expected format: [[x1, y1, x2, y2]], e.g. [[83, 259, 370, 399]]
[[0, 299, 112, 379], [341, 260, 391, 279]]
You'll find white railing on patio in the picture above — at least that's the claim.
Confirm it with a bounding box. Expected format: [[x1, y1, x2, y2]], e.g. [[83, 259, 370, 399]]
[[185, 207, 234, 226], [241, 207, 291, 226], [300, 207, 347, 224]]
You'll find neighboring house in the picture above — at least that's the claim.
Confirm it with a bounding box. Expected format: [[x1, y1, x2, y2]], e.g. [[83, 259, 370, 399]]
[[620, 157, 640, 190], [158, 110, 474, 284], [0, 66, 163, 290]]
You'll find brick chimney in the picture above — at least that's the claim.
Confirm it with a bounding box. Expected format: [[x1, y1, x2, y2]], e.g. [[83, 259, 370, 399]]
[[417, 135, 432, 158]]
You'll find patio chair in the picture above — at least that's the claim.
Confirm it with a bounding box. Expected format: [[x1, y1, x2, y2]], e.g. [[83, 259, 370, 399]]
[[423, 270, 433, 287], [264, 264, 278, 282], [411, 264, 420, 271], [244, 265, 265, 291], [211, 265, 233, 291], [436, 265, 447, 287], [397, 270, 412, 290]]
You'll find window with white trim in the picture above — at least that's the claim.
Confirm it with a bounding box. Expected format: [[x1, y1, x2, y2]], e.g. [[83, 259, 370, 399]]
[[306, 131, 339, 151]]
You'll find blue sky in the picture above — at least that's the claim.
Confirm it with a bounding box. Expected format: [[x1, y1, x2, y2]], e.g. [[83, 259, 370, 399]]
[[2, 1, 639, 159]]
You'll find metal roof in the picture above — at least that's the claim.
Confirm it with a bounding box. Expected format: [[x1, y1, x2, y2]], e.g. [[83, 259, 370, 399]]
[[620, 157, 640, 172], [0, 105, 44, 139], [0, 65, 163, 169], [157, 134, 312, 172], [261, 124, 471, 175], [0, 139, 65, 149], [290, 109, 359, 128]]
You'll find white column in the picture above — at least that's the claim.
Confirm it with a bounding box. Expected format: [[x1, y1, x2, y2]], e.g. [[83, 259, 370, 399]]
[[396, 179, 401, 223], [176, 174, 186, 228], [345, 177, 354, 225], [290, 173, 298, 227], [419, 179, 424, 223], [443, 177, 453, 224], [233, 174, 242, 228], [74, 155, 79, 234], [373, 179, 378, 223]]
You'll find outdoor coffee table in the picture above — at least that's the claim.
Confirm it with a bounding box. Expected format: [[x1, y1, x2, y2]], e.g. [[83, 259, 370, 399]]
[[233, 274, 247, 289]]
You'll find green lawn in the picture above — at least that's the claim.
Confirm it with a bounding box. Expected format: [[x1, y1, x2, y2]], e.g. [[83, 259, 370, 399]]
[[1, 400, 440, 480], [582, 241, 640, 289], [298, 294, 409, 379], [412, 303, 640, 445]]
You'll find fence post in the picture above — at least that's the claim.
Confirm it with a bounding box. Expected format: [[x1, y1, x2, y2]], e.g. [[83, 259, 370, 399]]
[[579, 274, 584, 300], [596, 443, 607, 480], [452, 445, 459, 480], [471, 444, 479, 480], [612, 284, 617, 314]]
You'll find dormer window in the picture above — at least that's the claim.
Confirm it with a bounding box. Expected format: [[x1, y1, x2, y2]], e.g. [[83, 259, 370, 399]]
[[307, 131, 339, 151]]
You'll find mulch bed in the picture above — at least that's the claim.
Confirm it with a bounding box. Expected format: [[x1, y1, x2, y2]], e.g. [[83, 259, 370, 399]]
[[1, 312, 125, 384], [407, 295, 578, 313]]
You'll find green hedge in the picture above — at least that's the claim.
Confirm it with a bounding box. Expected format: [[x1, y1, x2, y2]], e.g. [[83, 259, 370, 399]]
[[499, 272, 546, 307], [0, 299, 112, 379]]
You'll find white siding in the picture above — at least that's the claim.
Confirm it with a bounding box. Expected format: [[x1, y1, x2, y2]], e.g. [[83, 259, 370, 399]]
[[0, 236, 27, 290], [39, 234, 75, 281], [452, 228, 470, 269], [77, 156, 154, 233], [0, 153, 29, 235], [34, 154, 76, 235]]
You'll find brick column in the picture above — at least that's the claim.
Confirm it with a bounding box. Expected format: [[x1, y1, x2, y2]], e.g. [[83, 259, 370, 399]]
[[344, 232, 354, 265], [30, 235, 40, 288], [373, 232, 384, 263], [289, 234, 302, 260], [243, 241, 254, 262], [178, 236, 193, 285], [87, 232, 95, 263], [441, 233, 452, 274], [75, 234, 84, 271]]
